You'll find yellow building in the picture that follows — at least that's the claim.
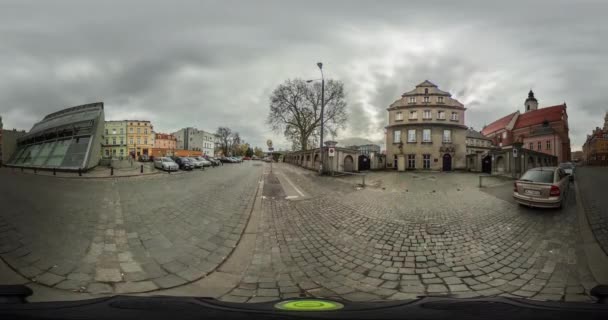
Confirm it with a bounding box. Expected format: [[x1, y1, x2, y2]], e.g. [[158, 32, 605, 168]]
[[126, 120, 154, 158], [102, 121, 127, 159]]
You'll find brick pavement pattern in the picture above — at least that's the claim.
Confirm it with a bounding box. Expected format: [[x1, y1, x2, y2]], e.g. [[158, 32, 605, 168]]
[[221, 163, 597, 303], [0, 164, 262, 294], [576, 166, 608, 256]]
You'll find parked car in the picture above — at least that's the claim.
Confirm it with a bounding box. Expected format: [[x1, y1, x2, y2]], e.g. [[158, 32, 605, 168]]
[[188, 157, 205, 168], [205, 157, 221, 166], [559, 162, 575, 181], [139, 154, 150, 162], [173, 157, 194, 170], [243, 156, 251, 160], [153, 157, 178, 171], [513, 167, 570, 209], [252, 156, 259, 160], [219, 157, 231, 163], [194, 156, 213, 167], [231, 157, 242, 163]]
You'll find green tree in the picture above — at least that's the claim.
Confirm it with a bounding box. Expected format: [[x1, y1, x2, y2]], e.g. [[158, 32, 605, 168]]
[[246, 147, 254, 157], [253, 147, 264, 158]]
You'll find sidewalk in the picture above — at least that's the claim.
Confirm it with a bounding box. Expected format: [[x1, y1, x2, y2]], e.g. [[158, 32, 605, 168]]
[[1, 163, 163, 179]]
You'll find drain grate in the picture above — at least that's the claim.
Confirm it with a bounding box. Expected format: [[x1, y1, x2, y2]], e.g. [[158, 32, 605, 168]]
[[426, 226, 446, 235]]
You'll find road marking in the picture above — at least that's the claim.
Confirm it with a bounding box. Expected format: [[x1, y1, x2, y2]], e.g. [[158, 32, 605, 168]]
[[280, 172, 306, 197]]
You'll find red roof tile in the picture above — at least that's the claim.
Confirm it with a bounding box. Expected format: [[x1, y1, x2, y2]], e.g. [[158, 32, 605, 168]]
[[513, 104, 566, 129], [481, 112, 517, 136]]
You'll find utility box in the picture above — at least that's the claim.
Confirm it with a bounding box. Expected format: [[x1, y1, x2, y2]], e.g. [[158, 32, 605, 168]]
[[397, 154, 406, 172]]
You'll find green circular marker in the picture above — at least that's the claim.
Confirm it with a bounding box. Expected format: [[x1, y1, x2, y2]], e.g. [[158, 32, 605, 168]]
[[274, 299, 344, 311]]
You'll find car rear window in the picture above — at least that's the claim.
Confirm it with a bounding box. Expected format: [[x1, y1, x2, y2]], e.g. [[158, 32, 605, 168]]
[[560, 163, 573, 169], [520, 170, 554, 183]]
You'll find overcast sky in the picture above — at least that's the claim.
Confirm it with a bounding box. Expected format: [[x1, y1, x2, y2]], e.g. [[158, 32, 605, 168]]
[[1, 0, 607, 151]]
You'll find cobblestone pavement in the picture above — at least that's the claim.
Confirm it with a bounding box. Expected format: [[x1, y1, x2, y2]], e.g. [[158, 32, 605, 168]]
[[220, 163, 598, 303], [0, 163, 262, 294], [576, 166, 608, 256]]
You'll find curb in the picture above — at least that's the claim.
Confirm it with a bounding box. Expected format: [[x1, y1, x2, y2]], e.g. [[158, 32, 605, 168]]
[[574, 181, 608, 284]]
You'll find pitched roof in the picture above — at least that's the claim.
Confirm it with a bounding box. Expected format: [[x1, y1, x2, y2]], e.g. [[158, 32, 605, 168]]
[[416, 80, 438, 87], [481, 112, 518, 136], [513, 104, 566, 130], [467, 128, 491, 140]]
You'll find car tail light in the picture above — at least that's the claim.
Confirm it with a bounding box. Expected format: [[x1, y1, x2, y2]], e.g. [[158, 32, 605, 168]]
[[550, 185, 560, 196], [513, 182, 518, 192]]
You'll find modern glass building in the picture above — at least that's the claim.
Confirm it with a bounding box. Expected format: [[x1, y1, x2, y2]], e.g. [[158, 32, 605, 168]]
[[6, 102, 105, 171]]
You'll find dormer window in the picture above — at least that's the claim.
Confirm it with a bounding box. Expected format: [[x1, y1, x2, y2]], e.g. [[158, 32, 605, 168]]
[[438, 96, 444, 103], [424, 96, 430, 103], [408, 97, 416, 104], [424, 88, 429, 94]]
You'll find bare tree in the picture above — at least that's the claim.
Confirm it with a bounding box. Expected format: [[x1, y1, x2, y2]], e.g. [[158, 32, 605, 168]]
[[268, 79, 347, 151], [216, 127, 232, 156]]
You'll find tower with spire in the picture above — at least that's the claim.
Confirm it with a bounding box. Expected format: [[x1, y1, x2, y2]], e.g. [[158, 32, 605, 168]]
[[524, 90, 538, 112], [604, 111, 608, 131]]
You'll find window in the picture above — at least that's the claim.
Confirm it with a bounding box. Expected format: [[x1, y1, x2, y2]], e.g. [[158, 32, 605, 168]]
[[120, 138, 124, 145], [112, 129, 116, 135], [437, 111, 445, 119], [144, 129, 148, 134], [537, 141, 542, 150], [546, 140, 551, 150], [396, 112, 403, 121], [144, 139, 148, 145], [393, 130, 401, 143], [423, 96, 430, 103], [443, 130, 451, 143], [105, 129, 108, 135], [438, 96, 444, 103], [408, 129, 416, 143], [105, 149, 109, 156], [112, 149, 116, 156], [112, 138, 116, 145], [424, 88, 429, 94], [130, 138, 134, 145], [137, 138, 141, 145], [408, 97, 416, 103], [423, 110, 432, 119], [410, 111, 418, 119], [502, 132, 507, 139], [407, 154, 416, 169], [451, 112, 459, 121], [423, 129, 431, 142], [529, 142, 533, 150], [130, 127, 133, 133], [120, 149, 124, 155], [120, 128, 123, 134], [137, 128, 141, 134], [423, 154, 431, 169]]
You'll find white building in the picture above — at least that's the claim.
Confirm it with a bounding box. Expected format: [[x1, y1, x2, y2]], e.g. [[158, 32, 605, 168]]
[[172, 127, 215, 156]]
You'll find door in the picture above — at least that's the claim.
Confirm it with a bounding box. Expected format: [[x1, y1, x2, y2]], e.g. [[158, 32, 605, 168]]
[[358, 155, 370, 171], [442, 154, 452, 171], [482, 155, 492, 173], [344, 155, 354, 172]]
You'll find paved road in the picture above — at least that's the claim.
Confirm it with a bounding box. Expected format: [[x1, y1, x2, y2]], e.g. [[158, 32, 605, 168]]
[[0, 163, 262, 294], [220, 164, 597, 303], [576, 166, 608, 256]]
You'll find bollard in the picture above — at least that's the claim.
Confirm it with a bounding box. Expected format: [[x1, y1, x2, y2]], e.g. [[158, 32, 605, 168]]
[[21, 167, 23, 172], [140, 164, 143, 174], [34, 168, 37, 174], [53, 168, 56, 176], [111, 167, 114, 176], [479, 176, 482, 188], [168, 168, 171, 174], [78, 168, 82, 176], [362, 175, 365, 187]]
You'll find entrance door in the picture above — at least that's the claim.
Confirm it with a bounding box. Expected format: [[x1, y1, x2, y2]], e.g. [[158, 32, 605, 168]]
[[482, 155, 492, 173], [358, 155, 370, 170], [442, 154, 452, 171], [344, 155, 354, 172]]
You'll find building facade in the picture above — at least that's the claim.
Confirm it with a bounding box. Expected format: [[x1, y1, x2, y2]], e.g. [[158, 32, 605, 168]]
[[126, 120, 154, 158], [102, 121, 127, 159], [1, 128, 28, 165], [582, 112, 608, 166], [284, 142, 360, 173], [5, 102, 104, 171], [154, 133, 177, 150], [173, 127, 215, 156], [481, 90, 571, 163], [385, 80, 467, 171], [465, 128, 494, 172]]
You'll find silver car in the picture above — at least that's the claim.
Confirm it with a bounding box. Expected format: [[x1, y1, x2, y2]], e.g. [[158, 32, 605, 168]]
[[188, 157, 205, 168], [154, 157, 179, 171], [513, 167, 570, 208], [559, 162, 575, 181]]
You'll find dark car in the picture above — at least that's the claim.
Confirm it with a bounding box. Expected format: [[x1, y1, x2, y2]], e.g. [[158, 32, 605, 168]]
[[219, 157, 232, 163], [138, 154, 150, 162], [173, 157, 194, 170]]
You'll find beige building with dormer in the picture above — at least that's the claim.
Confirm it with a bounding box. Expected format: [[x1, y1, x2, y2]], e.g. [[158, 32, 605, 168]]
[[385, 80, 467, 171]]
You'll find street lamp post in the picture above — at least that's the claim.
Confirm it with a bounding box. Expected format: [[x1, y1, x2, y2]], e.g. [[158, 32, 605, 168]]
[[307, 62, 325, 174]]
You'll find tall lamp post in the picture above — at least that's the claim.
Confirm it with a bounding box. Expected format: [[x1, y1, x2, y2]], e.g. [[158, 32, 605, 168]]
[[306, 62, 325, 174]]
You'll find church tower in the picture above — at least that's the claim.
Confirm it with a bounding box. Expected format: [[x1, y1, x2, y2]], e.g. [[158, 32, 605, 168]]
[[525, 90, 538, 112]]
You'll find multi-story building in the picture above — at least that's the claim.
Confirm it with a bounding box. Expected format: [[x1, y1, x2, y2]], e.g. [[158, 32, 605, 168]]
[[1, 116, 29, 165], [481, 90, 571, 163], [102, 121, 127, 159], [582, 112, 608, 166], [172, 127, 215, 156], [385, 80, 467, 171], [154, 133, 177, 149], [126, 120, 154, 158], [465, 128, 494, 172]]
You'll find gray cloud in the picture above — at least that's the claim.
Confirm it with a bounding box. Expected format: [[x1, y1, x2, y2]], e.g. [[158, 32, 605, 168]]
[[1, 0, 607, 150]]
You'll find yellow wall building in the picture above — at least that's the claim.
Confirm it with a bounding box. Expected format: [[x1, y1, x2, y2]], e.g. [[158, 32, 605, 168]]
[[126, 120, 154, 158], [102, 121, 127, 159]]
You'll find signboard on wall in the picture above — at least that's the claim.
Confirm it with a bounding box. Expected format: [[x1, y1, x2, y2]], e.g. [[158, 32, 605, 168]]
[[328, 148, 335, 157]]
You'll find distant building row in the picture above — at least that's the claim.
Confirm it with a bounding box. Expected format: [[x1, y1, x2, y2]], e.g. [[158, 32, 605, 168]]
[[582, 112, 608, 166]]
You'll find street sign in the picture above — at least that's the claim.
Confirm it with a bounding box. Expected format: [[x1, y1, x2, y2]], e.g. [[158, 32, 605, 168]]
[[513, 148, 518, 158], [268, 147, 274, 152], [328, 147, 335, 157], [266, 139, 273, 148]]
